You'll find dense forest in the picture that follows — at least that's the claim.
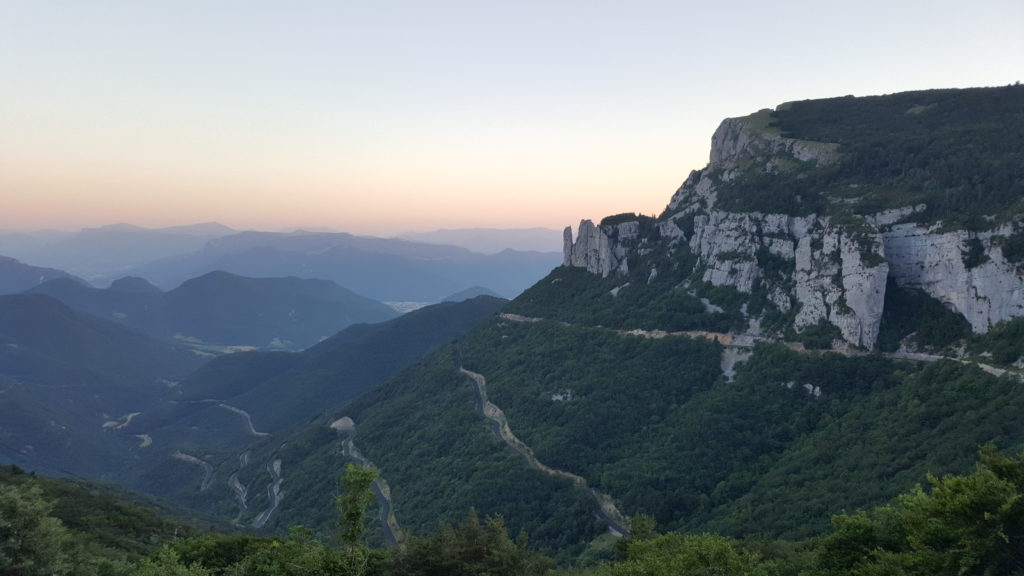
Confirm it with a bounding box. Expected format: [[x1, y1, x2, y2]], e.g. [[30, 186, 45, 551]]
[[710, 84, 1024, 228], [7, 448, 1024, 575]]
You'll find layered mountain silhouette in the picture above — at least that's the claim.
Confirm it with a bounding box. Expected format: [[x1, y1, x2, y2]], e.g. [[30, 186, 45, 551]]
[[125, 231, 561, 301], [3, 223, 236, 284], [0, 294, 208, 478], [111, 296, 508, 515], [29, 270, 398, 350], [0, 256, 84, 295]]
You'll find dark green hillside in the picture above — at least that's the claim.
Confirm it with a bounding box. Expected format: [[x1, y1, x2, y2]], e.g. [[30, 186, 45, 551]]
[[0, 465, 210, 559], [0, 294, 203, 397], [443, 285, 502, 302], [706, 358, 1024, 539], [28, 276, 165, 335], [237, 286, 1024, 556], [507, 265, 745, 333], [122, 297, 509, 527], [712, 84, 1024, 225], [175, 351, 302, 403], [0, 256, 82, 295], [0, 294, 207, 478], [162, 270, 398, 349], [241, 349, 606, 560], [151, 295, 509, 436], [30, 269, 400, 350]]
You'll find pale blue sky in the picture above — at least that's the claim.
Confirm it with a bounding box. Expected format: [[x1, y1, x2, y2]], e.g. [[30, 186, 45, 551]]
[[1, 1, 1021, 234]]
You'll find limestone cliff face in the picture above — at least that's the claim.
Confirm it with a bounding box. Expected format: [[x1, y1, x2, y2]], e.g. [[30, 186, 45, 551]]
[[708, 115, 839, 171], [563, 111, 1024, 348], [883, 224, 1024, 332], [563, 220, 632, 277]]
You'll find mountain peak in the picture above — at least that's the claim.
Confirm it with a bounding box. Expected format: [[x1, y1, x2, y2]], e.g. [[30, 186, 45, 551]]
[[108, 276, 163, 294], [562, 85, 1024, 349]]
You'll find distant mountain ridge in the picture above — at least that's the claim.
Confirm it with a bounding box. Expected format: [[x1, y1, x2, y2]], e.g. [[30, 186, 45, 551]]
[[29, 270, 398, 350], [0, 255, 84, 295], [0, 293, 207, 478], [398, 227, 563, 254], [1, 223, 237, 284], [126, 230, 561, 301]]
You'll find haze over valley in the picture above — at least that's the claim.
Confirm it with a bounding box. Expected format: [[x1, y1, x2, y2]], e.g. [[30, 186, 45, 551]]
[[2, 2, 1023, 575]]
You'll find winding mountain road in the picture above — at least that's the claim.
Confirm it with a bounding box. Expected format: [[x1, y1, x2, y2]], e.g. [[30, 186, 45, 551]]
[[498, 313, 1020, 380], [216, 403, 270, 437], [333, 418, 402, 546], [172, 450, 214, 491], [459, 367, 631, 536], [228, 472, 248, 517], [252, 458, 282, 528]]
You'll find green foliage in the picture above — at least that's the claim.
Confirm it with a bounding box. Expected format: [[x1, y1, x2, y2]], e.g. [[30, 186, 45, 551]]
[[0, 294, 207, 480], [591, 533, 769, 576], [171, 534, 276, 575], [794, 320, 842, 350], [0, 484, 74, 576], [0, 465, 202, 567], [384, 509, 551, 576], [967, 317, 1024, 365], [876, 280, 971, 352], [962, 237, 990, 269], [600, 213, 656, 228], [998, 231, 1024, 264], [507, 266, 744, 333], [756, 247, 795, 283], [713, 85, 1024, 227], [132, 547, 211, 576], [237, 312, 1024, 556], [216, 526, 345, 576], [709, 359, 1024, 539], [338, 464, 379, 576], [813, 447, 1024, 575]]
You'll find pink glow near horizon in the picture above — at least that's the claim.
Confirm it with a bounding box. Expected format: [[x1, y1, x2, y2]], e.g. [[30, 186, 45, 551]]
[[2, 1, 1021, 235]]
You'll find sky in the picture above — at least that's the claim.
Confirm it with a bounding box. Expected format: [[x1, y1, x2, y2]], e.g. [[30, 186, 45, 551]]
[[1, 1, 1021, 236]]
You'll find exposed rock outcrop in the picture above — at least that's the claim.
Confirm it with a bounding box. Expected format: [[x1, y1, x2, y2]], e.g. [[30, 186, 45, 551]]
[[562, 108, 1023, 348], [563, 220, 628, 277], [884, 224, 1024, 332]]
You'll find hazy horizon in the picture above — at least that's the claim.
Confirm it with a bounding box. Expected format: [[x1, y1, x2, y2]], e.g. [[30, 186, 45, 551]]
[[0, 220, 567, 238], [3, 1, 1021, 234]]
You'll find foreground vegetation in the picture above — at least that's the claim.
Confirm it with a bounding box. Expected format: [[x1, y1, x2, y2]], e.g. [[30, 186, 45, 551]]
[[8, 448, 1024, 575]]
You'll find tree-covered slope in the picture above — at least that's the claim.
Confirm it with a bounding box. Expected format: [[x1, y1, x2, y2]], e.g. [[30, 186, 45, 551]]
[[0, 294, 208, 478], [710, 84, 1024, 225], [161, 270, 399, 349], [118, 297, 510, 530], [0, 256, 82, 295], [29, 270, 400, 350], [234, 282, 1024, 558]]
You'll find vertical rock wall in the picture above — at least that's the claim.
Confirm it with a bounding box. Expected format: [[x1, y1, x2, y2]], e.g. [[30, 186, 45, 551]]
[[561, 111, 1024, 348]]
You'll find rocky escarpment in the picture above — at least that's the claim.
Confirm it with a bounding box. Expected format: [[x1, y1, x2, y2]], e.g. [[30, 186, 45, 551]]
[[563, 105, 1024, 349], [883, 224, 1024, 333]]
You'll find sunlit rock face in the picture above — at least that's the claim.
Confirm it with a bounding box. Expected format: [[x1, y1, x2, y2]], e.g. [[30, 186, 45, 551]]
[[883, 224, 1024, 333], [562, 111, 1024, 348]]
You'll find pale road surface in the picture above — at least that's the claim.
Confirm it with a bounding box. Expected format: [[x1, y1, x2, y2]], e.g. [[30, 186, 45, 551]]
[[498, 313, 1019, 378], [217, 403, 270, 437], [252, 458, 282, 528], [172, 451, 214, 491], [228, 472, 248, 515], [459, 367, 630, 536], [333, 418, 402, 546]]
